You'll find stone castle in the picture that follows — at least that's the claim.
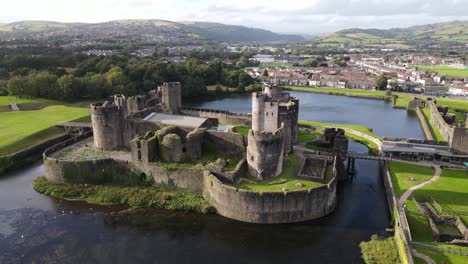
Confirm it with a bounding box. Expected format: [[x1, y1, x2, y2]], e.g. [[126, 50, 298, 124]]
[[44, 82, 342, 224], [248, 84, 299, 180]]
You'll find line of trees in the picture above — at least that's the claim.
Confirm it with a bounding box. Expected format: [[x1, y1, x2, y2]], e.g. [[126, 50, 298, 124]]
[[2, 52, 254, 101]]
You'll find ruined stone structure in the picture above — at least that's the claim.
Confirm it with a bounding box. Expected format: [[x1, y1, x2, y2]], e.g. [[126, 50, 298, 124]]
[[247, 84, 299, 180], [251, 84, 299, 153], [246, 125, 285, 180], [407, 97, 425, 110], [426, 100, 468, 154], [159, 82, 182, 114], [91, 98, 125, 151], [45, 80, 348, 224], [131, 126, 205, 163]]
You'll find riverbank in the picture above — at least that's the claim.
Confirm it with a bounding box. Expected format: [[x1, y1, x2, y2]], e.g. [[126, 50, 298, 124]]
[[299, 120, 382, 153], [285, 86, 468, 111], [33, 176, 214, 214]]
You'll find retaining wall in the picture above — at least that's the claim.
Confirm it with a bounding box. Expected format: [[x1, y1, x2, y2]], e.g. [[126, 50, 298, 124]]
[[203, 173, 337, 224], [1, 133, 71, 175]]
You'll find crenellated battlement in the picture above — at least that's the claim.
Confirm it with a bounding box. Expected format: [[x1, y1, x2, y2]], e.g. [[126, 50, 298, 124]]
[[248, 125, 284, 142]]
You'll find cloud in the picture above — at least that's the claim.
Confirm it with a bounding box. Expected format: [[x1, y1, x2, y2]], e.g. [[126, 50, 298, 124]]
[[0, 0, 467, 33]]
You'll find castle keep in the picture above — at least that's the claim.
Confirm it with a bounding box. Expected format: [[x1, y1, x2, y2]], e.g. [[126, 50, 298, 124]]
[[44, 81, 343, 224], [247, 84, 299, 180]]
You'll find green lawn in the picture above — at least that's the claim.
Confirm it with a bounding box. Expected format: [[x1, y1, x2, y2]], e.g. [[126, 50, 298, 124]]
[[0, 96, 97, 112], [233, 125, 250, 136], [388, 161, 435, 198], [413, 169, 468, 223], [0, 106, 90, 155], [414, 246, 468, 264], [232, 154, 325, 192], [300, 120, 381, 152], [299, 120, 382, 140], [414, 65, 468, 78], [422, 108, 445, 141]]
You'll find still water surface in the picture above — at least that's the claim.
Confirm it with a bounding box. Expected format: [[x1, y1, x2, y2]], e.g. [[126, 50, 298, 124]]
[[0, 92, 423, 263]]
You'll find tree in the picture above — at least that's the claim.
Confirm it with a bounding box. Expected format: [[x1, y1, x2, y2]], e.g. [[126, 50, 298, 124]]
[[262, 69, 269, 77], [302, 59, 318, 67], [375, 75, 388, 90]]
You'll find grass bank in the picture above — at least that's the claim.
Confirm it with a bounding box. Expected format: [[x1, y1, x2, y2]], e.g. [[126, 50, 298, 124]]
[[0, 106, 90, 155], [388, 161, 435, 198], [413, 246, 468, 264], [421, 108, 445, 141], [285, 86, 468, 111], [33, 176, 214, 213], [299, 120, 381, 152], [360, 235, 400, 264]]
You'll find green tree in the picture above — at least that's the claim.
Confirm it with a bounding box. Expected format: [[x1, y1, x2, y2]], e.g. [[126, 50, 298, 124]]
[[262, 69, 269, 77], [375, 75, 388, 90], [302, 59, 318, 67]]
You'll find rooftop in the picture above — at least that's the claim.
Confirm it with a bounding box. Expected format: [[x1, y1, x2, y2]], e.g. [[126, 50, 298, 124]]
[[144, 112, 208, 128]]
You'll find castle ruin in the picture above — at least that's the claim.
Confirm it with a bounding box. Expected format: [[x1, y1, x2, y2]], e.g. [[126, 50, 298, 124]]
[[247, 84, 299, 180]]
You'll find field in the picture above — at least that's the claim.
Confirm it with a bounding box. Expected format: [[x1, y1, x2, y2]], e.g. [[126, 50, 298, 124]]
[[414, 65, 468, 78], [0, 106, 90, 155], [388, 161, 435, 198], [0, 96, 96, 112]]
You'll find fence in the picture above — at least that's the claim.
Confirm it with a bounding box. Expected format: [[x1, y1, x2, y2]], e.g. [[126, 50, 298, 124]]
[[411, 242, 468, 257]]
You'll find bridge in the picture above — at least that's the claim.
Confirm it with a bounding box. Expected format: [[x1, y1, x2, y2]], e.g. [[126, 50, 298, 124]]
[[347, 152, 392, 161], [55, 122, 92, 134]]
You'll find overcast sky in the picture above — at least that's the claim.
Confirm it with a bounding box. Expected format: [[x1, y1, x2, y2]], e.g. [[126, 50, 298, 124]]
[[1, 0, 468, 34]]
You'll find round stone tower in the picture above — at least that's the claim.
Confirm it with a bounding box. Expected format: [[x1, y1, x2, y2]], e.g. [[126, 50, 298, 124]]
[[91, 101, 124, 150], [251, 92, 266, 132], [159, 82, 182, 114], [246, 126, 285, 180]]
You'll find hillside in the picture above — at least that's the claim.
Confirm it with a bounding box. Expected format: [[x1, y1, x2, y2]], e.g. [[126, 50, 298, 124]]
[[0, 19, 303, 43], [316, 20, 468, 48]]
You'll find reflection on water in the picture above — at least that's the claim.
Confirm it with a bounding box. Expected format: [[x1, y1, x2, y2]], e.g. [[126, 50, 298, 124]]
[[186, 91, 424, 139], [1, 93, 419, 263]]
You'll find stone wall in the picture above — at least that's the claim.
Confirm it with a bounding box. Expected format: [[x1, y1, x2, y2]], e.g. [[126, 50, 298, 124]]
[[426, 101, 468, 154], [427, 101, 454, 142], [204, 130, 245, 157], [0, 133, 71, 174], [203, 173, 337, 224], [180, 108, 251, 126]]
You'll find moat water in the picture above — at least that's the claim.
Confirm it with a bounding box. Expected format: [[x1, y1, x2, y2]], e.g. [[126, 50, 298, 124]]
[[0, 92, 424, 263]]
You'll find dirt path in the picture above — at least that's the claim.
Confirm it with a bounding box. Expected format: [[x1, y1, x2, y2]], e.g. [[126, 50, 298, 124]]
[[399, 166, 441, 204], [412, 249, 436, 264]]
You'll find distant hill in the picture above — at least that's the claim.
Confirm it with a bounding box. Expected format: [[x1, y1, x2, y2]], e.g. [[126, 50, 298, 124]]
[[315, 20, 468, 48], [0, 19, 303, 43]]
